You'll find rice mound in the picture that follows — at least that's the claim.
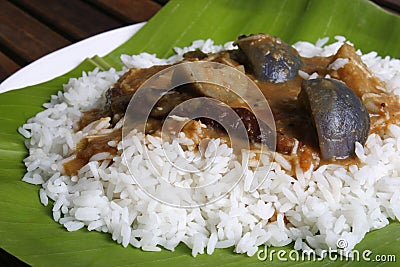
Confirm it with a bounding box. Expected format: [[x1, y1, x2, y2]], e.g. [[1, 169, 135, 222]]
[[19, 36, 400, 257]]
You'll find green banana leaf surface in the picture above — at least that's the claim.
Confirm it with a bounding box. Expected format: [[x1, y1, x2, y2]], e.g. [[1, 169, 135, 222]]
[[1, 0, 400, 266]]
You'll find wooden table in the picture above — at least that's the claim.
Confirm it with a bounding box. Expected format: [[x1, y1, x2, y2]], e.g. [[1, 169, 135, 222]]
[[0, 0, 167, 83], [0, 0, 399, 266], [0, 0, 399, 84]]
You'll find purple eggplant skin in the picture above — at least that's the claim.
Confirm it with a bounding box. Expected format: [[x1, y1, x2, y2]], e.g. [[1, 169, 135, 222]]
[[234, 34, 302, 83], [299, 78, 370, 160]]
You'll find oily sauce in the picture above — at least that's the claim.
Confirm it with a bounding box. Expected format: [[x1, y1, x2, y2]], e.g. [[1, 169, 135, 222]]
[[63, 45, 399, 176]]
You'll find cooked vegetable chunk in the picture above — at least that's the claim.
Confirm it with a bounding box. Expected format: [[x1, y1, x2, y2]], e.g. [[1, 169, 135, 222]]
[[234, 34, 302, 83], [299, 78, 370, 160]]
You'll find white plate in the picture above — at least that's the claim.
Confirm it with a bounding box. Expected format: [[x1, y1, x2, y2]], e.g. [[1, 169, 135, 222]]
[[0, 23, 145, 93]]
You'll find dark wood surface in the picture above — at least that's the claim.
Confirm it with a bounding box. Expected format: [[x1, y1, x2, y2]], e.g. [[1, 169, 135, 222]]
[[0, 0, 167, 83], [0, 0, 399, 266], [0, 0, 399, 84]]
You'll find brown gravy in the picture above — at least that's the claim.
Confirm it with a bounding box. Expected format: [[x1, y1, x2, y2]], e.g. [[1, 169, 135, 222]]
[[64, 129, 121, 176], [64, 45, 400, 176]]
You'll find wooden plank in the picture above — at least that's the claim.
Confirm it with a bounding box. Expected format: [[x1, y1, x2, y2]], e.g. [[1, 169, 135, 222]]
[[372, 0, 400, 14], [153, 0, 170, 5], [373, 0, 400, 10], [11, 0, 124, 41], [0, 51, 21, 82], [87, 0, 162, 23], [0, 1, 70, 64], [0, 248, 28, 267]]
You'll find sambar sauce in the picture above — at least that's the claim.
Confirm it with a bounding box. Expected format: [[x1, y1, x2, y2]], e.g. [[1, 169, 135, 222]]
[[63, 129, 121, 176], [63, 45, 400, 176]]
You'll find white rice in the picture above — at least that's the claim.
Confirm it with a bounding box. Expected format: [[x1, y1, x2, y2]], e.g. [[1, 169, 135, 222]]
[[20, 36, 400, 257]]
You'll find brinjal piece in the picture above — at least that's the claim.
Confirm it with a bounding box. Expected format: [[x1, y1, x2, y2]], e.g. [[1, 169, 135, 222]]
[[171, 59, 250, 108], [234, 34, 302, 83], [150, 90, 194, 119], [105, 65, 170, 115], [299, 78, 370, 160]]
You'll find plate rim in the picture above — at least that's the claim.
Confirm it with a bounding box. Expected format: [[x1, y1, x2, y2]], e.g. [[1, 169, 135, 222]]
[[0, 22, 145, 94]]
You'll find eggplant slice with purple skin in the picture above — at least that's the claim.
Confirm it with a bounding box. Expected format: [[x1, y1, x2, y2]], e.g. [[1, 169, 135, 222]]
[[234, 34, 302, 83], [299, 78, 370, 160]]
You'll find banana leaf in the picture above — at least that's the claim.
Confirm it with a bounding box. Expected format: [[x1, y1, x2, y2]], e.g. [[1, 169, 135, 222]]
[[1, 0, 399, 266]]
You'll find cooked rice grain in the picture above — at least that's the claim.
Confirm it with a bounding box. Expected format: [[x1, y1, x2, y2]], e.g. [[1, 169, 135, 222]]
[[20, 37, 400, 257]]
